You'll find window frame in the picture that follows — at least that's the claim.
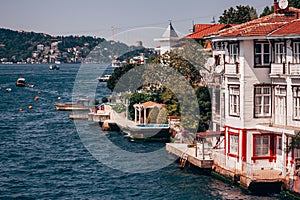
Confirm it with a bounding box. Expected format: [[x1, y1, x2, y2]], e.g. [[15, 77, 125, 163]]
[[254, 41, 271, 67], [228, 133, 239, 157], [293, 41, 300, 64], [228, 85, 240, 117], [293, 86, 300, 121], [252, 133, 275, 161], [274, 42, 286, 64], [228, 42, 239, 64], [254, 85, 272, 118]]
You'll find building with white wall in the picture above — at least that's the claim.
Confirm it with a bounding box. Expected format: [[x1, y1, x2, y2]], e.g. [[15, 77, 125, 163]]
[[154, 22, 179, 55], [209, 1, 300, 192]]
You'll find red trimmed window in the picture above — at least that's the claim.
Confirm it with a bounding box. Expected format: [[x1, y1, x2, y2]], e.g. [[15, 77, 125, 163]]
[[252, 134, 275, 161], [255, 135, 270, 156], [228, 133, 239, 157]]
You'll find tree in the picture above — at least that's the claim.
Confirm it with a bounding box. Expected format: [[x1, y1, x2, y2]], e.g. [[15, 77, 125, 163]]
[[287, 131, 300, 153], [290, 0, 300, 8], [156, 107, 168, 124], [219, 5, 258, 24], [260, 6, 273, 17], [147, 106, 160, 124]]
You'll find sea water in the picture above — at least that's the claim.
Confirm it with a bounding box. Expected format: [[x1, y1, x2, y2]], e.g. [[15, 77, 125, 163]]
[[0, 64, 286, 199]]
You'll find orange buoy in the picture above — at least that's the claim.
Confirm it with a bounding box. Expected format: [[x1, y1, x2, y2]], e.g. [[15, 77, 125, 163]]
[[34, 96, 39, 101], [28, 105, 33, 109]]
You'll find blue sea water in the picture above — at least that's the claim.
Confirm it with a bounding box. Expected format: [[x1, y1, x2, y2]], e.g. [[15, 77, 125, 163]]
[[0, 64, 287, 199]]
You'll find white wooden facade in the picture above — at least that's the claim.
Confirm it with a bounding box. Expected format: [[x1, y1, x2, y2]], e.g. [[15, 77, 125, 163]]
[[209, 5, 300, 191]]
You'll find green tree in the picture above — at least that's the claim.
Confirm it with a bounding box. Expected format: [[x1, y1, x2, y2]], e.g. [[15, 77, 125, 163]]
[[196, 86, 212, 132], [219, 5, 258, 24], [287, 131, 300, 153], [156, 107, 168, 124], [290, 0, 300, 8], [147, 106, 160, 124], [260, 6, 274, 17]]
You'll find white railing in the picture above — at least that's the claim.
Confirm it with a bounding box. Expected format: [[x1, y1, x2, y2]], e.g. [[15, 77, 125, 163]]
[[225, 63, 239, 75], [289, 63, 300, 75], [270, 63, 285, 75], [212, 150, 238, 172], [271, 63, 300, 75]]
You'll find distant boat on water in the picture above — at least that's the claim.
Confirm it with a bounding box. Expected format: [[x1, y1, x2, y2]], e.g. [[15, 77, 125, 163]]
[[16, 77, 26, 87], [97, 74, 111, 82], [54, 97, 92, 111], [49, 64, 59, 70]]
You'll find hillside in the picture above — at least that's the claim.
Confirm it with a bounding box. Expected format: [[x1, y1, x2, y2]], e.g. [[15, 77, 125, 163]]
[[0, 28, 131, 64]]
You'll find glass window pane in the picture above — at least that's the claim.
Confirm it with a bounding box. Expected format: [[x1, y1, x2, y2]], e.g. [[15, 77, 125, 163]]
[[264, 44, 270, 53], [255, 44, 261, 53]]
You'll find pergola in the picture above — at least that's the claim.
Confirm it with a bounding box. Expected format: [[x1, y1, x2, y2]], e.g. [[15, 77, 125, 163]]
[[133, 101, 165, 124]]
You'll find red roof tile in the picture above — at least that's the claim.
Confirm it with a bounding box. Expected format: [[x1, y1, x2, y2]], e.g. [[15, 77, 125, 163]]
[[186, 24, 233, 39], [215, 7, 300, 38], [270, 19, 300, 36]]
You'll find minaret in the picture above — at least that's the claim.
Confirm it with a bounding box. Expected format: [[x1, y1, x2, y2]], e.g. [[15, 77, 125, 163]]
[[154, 21, 179, 55]]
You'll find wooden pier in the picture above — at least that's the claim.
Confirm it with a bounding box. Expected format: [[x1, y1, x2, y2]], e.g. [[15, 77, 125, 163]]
[[69, 114, 88, 120], [166, 143, 214, 169]]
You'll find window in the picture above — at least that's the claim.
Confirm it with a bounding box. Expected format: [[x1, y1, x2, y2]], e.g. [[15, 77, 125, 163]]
[[229, 43, 239, 63], [274, 42, 286, 63], [254, 41, 271, 66], [294, 42, 300, 63], [229, 134, 239, 155], [229, 85, 240, 116], [255, 135, 270, 156], [277, 136, 282, 155], [293, 86, 300, 120], [254, 86, 271, 117]]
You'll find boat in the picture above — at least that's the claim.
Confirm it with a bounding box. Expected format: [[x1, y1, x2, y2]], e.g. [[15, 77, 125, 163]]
[[16, 77, 26, 87], [97, 74, 111, 82], [54, 97, 93, 111], [125, 124, 170, 140], [49, 64, 59, 70], [111, 111, 170, 140]]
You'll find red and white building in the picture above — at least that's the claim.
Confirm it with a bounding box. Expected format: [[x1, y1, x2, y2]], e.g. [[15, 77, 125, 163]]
[[208, 1, 300, 192]]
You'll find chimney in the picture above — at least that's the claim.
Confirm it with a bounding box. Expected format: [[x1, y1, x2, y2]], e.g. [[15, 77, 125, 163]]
[[274, 0, 279, 13]]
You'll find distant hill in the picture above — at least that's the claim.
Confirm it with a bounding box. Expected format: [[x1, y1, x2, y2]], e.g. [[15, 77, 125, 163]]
[[0, 28, 135, 64]]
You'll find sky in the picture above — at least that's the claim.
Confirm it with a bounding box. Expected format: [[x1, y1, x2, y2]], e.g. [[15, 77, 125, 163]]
[[0, 0, 272, 45]]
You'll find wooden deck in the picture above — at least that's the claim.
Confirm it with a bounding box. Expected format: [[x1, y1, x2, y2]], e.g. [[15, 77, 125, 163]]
[[166, 143, 214, 169]]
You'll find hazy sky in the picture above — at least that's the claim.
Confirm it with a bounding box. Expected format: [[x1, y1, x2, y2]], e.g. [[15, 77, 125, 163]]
[[1, 0, 272, 40]]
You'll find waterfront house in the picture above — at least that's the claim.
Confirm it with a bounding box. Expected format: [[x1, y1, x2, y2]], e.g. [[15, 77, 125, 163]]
[[208, 0, 300, 193]]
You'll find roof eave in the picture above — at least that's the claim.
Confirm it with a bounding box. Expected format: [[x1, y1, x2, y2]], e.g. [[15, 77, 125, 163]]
[[211, 36, 268, 42], [267, 35, 300, 39]]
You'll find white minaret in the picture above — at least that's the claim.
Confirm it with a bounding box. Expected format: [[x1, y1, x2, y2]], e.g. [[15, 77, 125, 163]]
[[154, 21, 179, 55]]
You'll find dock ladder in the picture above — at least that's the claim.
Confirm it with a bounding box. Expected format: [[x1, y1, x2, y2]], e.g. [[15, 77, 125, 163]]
[[179, 151, 189, 169]]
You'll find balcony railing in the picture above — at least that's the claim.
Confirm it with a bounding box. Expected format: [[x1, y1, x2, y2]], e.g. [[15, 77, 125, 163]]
[[271, 62, 300, 75], [224, 62, 239, 75]]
